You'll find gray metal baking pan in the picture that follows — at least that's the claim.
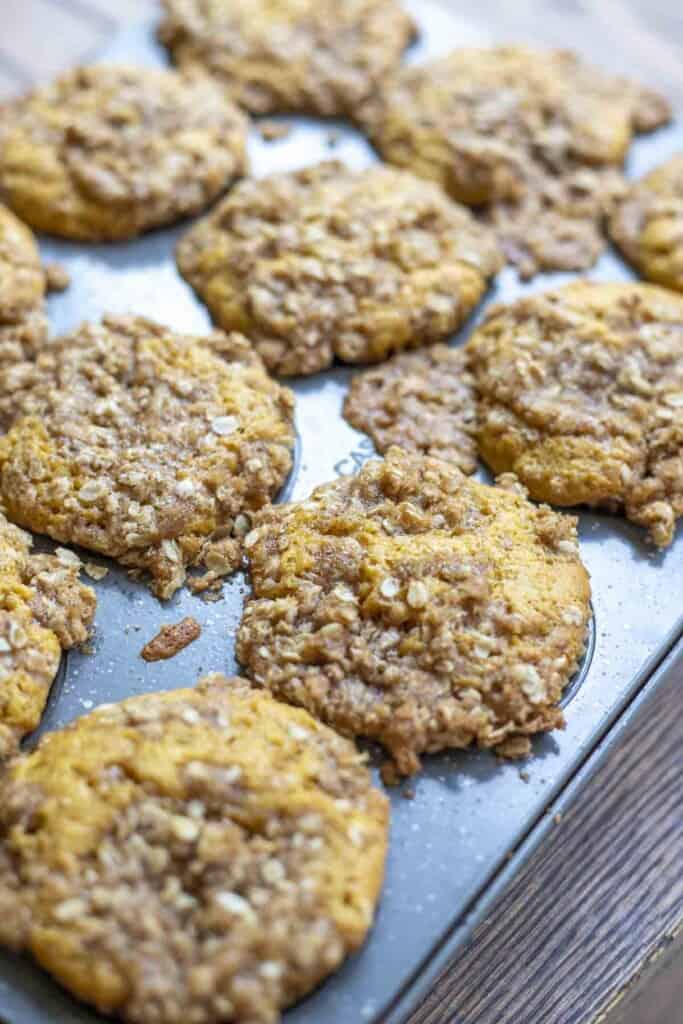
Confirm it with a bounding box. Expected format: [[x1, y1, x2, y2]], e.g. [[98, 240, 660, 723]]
[[0, 2, 681, 1022]]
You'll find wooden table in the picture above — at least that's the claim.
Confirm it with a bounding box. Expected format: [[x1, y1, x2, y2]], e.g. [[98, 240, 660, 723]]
[[1, 3, 683, 1023]]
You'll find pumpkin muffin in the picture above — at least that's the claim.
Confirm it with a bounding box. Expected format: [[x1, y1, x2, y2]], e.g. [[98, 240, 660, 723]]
[[177, 162, 502, 376], [0, 316, 295, 597], [0, 65, 247, 241], [238, 447, 591, 775], [358, 46, 670, 277], [0, 513, 95, 759], [610, 154, 683, 292], [159, 0, 416, 117], [468, 282, 683, 546], [0, 675, 389, 1023]]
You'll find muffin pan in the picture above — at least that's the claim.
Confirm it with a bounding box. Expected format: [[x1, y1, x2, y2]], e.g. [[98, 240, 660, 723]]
[[0, 3, 681, 1022]]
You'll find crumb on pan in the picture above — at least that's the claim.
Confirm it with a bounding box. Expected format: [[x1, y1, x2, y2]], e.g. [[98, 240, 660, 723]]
[[257, 120, 292, 142], [141, 616, 202, 661], [84, 562, 108, 581], [44, 263, 70, 293]]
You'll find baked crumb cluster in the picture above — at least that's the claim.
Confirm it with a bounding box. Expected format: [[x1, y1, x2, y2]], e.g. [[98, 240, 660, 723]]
[[358, 46, 671, 278], [610, 154, 683, 292], [344, 344, 479, 474], [0, 676, 389, 1024], [0, 513, 95, 759], [469, 282, 683, 547], [141, 617, 202, 662], [177, 161, 502, 375], [238, 447, 591, 775], [0, 315, 296, 597], [0, 65, 247, 240], [159, 0, 416, 117]]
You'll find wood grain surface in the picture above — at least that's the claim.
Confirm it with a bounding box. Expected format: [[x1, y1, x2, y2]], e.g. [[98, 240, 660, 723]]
[[0, 3, 682, 1024], [408, 645, 683, 1024]]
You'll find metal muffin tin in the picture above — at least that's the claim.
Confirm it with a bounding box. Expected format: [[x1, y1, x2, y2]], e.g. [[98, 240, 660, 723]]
[[1, 3, 682, 1022]]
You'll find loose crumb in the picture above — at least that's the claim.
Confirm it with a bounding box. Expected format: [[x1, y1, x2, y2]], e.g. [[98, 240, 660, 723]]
[[84, 562, 109, 581], [257, 119, 292, 142], [44, 262, 70, 292], [141, 617, 202, 662], [380, 760, 401, 787], [495, 735, 533, 760]]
